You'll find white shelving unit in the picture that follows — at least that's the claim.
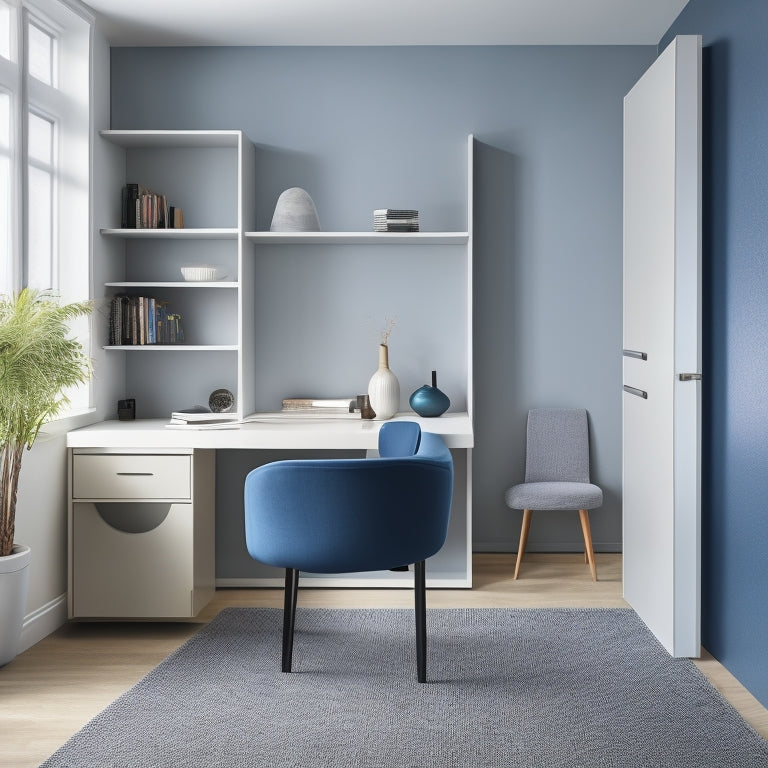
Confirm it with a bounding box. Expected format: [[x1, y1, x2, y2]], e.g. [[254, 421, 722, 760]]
[[98, 129, 256, 419], [79, 131, 475, 594]]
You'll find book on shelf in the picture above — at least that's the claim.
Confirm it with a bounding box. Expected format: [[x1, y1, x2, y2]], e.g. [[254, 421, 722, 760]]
[[168, 206, 184, 228], [170, 409, 239, 424], [373, 208, 419, 232], [165, 421, 240, 430], [281, 397, 356, 412], [242, 411, 361, 422], [167, 407, 239, 429], [120, 183, 174, 229], [109, 295, 184, 345]]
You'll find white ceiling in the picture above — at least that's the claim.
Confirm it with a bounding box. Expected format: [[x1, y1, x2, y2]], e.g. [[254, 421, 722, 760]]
[[85, 0, 690, 47]]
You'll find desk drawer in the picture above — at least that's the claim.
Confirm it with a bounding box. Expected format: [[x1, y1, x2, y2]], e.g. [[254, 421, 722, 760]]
[[72, 454, 191, 500]]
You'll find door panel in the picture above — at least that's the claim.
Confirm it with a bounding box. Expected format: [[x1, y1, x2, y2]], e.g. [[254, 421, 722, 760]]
[[622, 35, 701, 657]]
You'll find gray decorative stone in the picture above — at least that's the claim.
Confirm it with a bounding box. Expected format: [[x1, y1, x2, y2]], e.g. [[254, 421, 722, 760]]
[[270, 187, 320, 232]]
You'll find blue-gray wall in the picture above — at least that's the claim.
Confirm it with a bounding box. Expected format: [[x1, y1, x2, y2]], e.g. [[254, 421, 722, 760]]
[[661, 0, 768, 708], [110, 46, 654, 556]]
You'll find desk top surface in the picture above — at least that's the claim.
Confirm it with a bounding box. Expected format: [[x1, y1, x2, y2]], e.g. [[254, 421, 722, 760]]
[[67, 412, 474, 450]]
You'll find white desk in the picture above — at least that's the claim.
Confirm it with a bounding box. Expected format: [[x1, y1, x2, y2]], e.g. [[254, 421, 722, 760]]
[[67, 413, 474, 616], [66, 412, 474, 450]]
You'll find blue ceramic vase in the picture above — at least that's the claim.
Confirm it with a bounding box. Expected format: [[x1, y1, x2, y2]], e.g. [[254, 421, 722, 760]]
[[409, 371, 450, 417]]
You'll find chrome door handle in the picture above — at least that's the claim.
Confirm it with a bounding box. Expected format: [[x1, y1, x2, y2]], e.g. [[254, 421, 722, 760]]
[[678, 373, 702, 381], [623, 349, 647, 360], [623, 385, 648, 399]]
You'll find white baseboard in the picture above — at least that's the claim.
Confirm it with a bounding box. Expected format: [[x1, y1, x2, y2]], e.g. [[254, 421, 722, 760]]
[[19, 593, 67, 653]]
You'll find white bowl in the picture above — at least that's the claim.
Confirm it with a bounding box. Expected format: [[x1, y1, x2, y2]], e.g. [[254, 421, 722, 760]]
[[180, 266, 226, 282]]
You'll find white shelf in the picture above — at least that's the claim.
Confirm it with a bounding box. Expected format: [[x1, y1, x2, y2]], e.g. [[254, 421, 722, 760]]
[[100, 129, 242, 148], [245, 231, 469, 245], [101, 228, 238, 240], [105, 282, 238, 289], [103, 345, 238, 352]]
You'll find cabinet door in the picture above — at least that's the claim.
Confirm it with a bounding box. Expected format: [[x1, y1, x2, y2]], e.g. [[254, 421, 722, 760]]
[[622, 35, 701, 657], [72, 502, 195, 617]]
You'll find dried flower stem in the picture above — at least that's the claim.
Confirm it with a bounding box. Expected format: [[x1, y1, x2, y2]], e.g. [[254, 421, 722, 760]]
[[380, 316, 397, 346]]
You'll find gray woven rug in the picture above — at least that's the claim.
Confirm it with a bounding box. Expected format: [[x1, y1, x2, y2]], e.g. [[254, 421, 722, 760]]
[[42, 608, 768, 767]]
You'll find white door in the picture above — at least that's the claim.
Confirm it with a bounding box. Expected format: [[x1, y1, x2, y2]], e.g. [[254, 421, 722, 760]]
[[622, 35, 702, 657]]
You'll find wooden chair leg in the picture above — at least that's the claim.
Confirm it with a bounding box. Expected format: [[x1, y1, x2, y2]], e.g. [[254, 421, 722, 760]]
[[414, 560, 427, 683], [282, 568, 299, 672], [578, 509, 597, 581], [514, 509, 532, 580]]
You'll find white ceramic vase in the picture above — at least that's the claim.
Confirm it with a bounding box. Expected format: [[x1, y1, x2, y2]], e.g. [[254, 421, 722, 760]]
[[0, 543, 31, 667], [368, 344, 400, 420]]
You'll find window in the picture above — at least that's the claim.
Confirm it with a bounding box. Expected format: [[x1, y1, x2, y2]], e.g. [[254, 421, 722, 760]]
[[0, 3, 10, 60], [0, 0, 92, 413], [26, 109, 55, 289], [0, 91, 11, 292], [26, 19, 53, 85]]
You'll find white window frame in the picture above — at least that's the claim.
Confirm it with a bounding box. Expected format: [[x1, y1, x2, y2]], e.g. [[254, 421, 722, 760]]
[[1, 0, 93, 417]]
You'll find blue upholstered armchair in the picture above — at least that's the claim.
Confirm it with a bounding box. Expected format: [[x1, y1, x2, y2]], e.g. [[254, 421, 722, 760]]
[[244, 422, 454, 682]]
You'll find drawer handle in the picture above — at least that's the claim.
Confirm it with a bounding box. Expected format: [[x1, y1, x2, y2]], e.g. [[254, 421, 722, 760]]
[[623, 384, 648, 399], [115, 472, 154, 476]]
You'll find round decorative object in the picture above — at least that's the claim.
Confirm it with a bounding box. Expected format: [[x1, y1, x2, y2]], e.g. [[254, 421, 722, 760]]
[[367, 344, 400, 420], [270, 187, 320, 232], [209, 388, 235, 413], [409, 371, 450, 417]]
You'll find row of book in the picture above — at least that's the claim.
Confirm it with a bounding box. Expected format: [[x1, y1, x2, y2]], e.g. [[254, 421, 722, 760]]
[[374, 208, 419, 232], [109, 294, 184, 345], [120, 183, 184, 229]]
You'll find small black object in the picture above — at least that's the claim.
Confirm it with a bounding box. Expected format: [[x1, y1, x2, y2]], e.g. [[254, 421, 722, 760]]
[[357, 393, 376, 420], [118, 398, 135, 421]]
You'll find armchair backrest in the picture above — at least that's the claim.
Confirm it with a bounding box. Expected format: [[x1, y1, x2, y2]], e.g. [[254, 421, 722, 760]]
[[244, 423, 453, 574], [378, 420, 421, 457]]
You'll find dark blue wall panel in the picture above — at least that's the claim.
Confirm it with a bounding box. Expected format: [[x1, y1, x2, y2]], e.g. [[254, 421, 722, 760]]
[[661, 0, 768, 707]]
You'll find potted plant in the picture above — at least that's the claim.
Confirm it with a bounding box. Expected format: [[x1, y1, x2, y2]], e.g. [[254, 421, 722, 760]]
[[0, 288, 91, 666]]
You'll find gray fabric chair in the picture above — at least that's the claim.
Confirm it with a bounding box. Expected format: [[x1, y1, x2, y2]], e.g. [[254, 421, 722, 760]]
[[505, 408, 603, 580]]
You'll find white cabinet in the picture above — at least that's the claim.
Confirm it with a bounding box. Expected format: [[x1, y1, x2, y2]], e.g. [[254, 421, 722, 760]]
[[68, 449, 215, 618]]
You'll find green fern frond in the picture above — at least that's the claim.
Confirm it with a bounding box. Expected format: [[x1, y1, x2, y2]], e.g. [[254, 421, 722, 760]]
[[0, 288, 92, 556]]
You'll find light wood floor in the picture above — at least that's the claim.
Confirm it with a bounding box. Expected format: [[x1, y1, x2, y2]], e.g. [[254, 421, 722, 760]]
[[2, 553, 767, 767]]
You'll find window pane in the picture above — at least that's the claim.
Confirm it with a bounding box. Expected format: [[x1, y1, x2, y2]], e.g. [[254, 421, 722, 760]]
[[0, 91, 10, 294], [28, 111, 52, 164], [28, 22, 52, 86], [0, 89, 8, 148], [0, 3, 10, 62], [27, 164, 53, 290]]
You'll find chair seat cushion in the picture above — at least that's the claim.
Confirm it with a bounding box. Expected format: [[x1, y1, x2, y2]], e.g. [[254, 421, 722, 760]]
[[505, 481, 603, 511]]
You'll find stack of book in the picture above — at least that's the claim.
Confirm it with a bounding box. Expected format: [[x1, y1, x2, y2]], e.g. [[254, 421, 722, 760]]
[[167, 409, 239, 430], [373, 209, 419, 232], [120, 183, 184, 229], [281, 397, 358, 418], [109, 295, 184, 345]]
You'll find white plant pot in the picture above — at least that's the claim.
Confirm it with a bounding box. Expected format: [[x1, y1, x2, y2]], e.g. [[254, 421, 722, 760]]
[[368, 344, 400, 420], [0, 544, 31, 667]]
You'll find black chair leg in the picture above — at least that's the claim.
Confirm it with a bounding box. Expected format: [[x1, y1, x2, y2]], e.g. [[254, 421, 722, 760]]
[[414, 560, 427, 683], [282, 568, 299, 672]]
